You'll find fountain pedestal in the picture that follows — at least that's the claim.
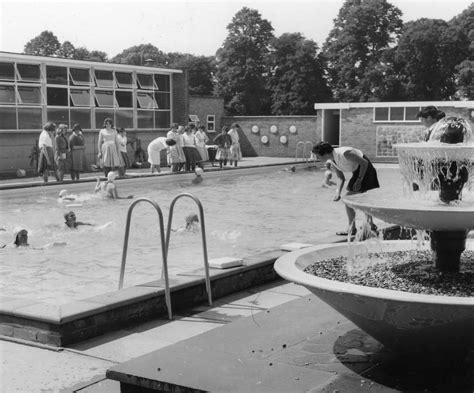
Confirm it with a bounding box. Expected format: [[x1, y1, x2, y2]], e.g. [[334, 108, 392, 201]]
[[431, 230, 468, 272]]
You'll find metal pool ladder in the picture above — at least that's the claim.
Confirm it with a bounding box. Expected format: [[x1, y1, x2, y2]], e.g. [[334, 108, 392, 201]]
[[295, 141, 314, 164], [165, 193, 212, 308], [118, 197, 172, 319]]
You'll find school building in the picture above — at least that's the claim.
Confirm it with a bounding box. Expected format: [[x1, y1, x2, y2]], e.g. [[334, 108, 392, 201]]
[[0, 51, 473, 175]]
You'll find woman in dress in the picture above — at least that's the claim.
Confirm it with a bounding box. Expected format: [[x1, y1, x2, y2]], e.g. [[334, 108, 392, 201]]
[[69, 123, 87, 181], [37, 122, 57, 183], [166, 123, 186, 172], [182, 125, 203, 172], [117, 128, 130, 177], [195, 125, 209, 163], [147, 137, 176, 173], [227, 123, 242, 167], [97, 118, 123, 177], [55, 124, 70, 182], [213, 126, 232, 169]]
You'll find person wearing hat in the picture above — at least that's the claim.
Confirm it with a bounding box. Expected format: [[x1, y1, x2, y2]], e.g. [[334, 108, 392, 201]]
[[95, 171, 134, 200], [69, 123, 87, 181], [227, 123, 242, 167]]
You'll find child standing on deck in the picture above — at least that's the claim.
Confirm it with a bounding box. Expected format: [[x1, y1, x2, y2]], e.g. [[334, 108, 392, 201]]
[[213, 126, 231, 169]]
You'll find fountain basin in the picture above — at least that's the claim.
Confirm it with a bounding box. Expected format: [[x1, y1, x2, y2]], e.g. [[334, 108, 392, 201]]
[[343, 190, 474, 231], [274, 240, 474, 356]]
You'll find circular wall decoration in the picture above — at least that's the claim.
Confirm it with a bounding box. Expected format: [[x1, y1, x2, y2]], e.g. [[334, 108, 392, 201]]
[[270, 125, 278, 134], [280, 135, 288, 144], [289, 125, 297, 134], [261, 135, 269, 144], [251, 125, 259, 134]]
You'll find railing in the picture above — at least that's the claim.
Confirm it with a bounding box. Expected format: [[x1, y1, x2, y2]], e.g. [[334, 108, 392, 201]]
[[118, 198, 172, 319], [165, 193, 212, 307], [295, 141, 314, 164]]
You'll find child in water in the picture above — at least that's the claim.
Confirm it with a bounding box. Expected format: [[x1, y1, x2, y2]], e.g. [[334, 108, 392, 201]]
[[171, 213, 200, 233], [64, 211, 93, 229], [95, 172, 134, 200], [1, 229, 66, 249], [192, 167, 203, 184], [322, 161, 337, 188]]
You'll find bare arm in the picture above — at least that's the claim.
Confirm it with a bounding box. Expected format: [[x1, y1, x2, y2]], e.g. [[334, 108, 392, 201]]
[[97, 131, 103, 157], [333, 167, 345, 201]]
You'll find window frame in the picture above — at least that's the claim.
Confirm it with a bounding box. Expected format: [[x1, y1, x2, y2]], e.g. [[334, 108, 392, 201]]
[[373, 106, 422, 123], [206, 114, 215, 132]]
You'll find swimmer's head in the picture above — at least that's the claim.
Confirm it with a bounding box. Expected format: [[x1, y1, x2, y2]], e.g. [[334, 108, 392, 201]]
[[107, 171, 116, 182], [64, 211, 77, 228], [14, 229, 28, 247], [195, 167, 203, 177], [59, 189, 68, 198], [185, 214, 199, 226]]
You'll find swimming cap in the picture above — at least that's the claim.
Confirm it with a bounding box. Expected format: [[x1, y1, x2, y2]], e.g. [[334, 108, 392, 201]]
[[195, 168, 203, 176]]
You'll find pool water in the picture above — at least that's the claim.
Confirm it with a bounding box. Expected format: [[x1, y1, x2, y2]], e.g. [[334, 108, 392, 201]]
[[0, 166, 400, 304]]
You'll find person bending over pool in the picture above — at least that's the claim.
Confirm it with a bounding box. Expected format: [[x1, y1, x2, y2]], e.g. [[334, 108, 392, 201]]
[[64, 211, 93, 229], [312, 141, 380, 236], [95, 171, 133, 200]]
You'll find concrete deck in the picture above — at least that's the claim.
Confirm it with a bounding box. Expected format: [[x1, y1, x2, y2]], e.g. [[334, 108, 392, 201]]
[[2, 158, 470, 392]]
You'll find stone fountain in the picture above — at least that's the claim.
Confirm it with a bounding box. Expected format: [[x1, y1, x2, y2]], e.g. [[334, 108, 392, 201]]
[[274, 117, 474, 357]]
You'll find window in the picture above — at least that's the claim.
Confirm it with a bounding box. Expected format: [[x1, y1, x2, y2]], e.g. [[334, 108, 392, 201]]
[[137, 73, 155, 89], [137, 92, 157, 109], [154, 111, 170, 129], [207, 115, 215, 132], [47, 108, 69, 126], [115, 91, 133, 107], [46, 66, 67, 85], [18, 107, 42, 129], [47, 87, 68, 106], [0, 107, 16, 129], [189, 115, 199, 123], [18, 86, 42, 105], [94, 90, 115, 107], [0, 62, 15, 81], [154, 74, 170, 91], [374, 107, 421, 122], [70, 89, 91, 107], [137, 110, 154, 128], [70, 109, 91, 129], [94, 70, 114, 88], [154, 92, 170, 109], [0, 85, 15, 104], [116, 72, 135, 88], [70, 68, 91, 86], [16, 64, 41, 82], [116, 110, 134, 128]]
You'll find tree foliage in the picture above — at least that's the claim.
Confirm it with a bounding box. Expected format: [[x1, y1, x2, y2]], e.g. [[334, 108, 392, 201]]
[[393, 18, 467, 100], [267, 33, 332, 114], [110, 44, 167, 66], [322, 0, 403, 101], [24, 31, 61, 57], [214, 7, 274, 115]]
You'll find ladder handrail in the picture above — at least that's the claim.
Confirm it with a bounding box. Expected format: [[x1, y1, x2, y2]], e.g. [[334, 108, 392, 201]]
[[295, 141, 314, 163], [119, 197, 172, 320], [165, 193, 212, 307]]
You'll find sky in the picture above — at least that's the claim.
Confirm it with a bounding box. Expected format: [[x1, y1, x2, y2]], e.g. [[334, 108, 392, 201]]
[[0, 0, 471, 59]]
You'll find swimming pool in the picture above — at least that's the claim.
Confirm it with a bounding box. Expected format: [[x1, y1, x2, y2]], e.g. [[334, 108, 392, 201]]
[[0, 165, 401, 305]]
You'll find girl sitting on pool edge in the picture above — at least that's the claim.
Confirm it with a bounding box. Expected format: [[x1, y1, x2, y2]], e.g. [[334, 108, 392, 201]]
[[95, 171, 134, 200]]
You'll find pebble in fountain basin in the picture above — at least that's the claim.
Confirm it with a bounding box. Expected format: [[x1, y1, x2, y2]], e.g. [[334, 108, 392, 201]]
[[274, 241, 474, 356]]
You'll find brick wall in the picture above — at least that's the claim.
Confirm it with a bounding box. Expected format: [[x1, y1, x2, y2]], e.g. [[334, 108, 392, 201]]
[[189, 96, 225, 135], [339, 106, 473, 163], [222, 116, 320, 157]]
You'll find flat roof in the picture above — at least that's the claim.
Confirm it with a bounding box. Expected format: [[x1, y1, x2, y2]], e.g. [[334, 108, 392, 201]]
[[314, 101, 474, 109], [0, 51, 182, 74]]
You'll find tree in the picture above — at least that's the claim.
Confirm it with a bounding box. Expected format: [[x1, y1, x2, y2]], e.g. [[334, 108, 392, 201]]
[[110, 44, 166, 66], [58, 41, 76, 59], [322, 0, 403, 101], [23, 31, 61, 57], [214, 7, 274, 115], [267, 33, 332, 115], [393, 19, 456, 100]]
